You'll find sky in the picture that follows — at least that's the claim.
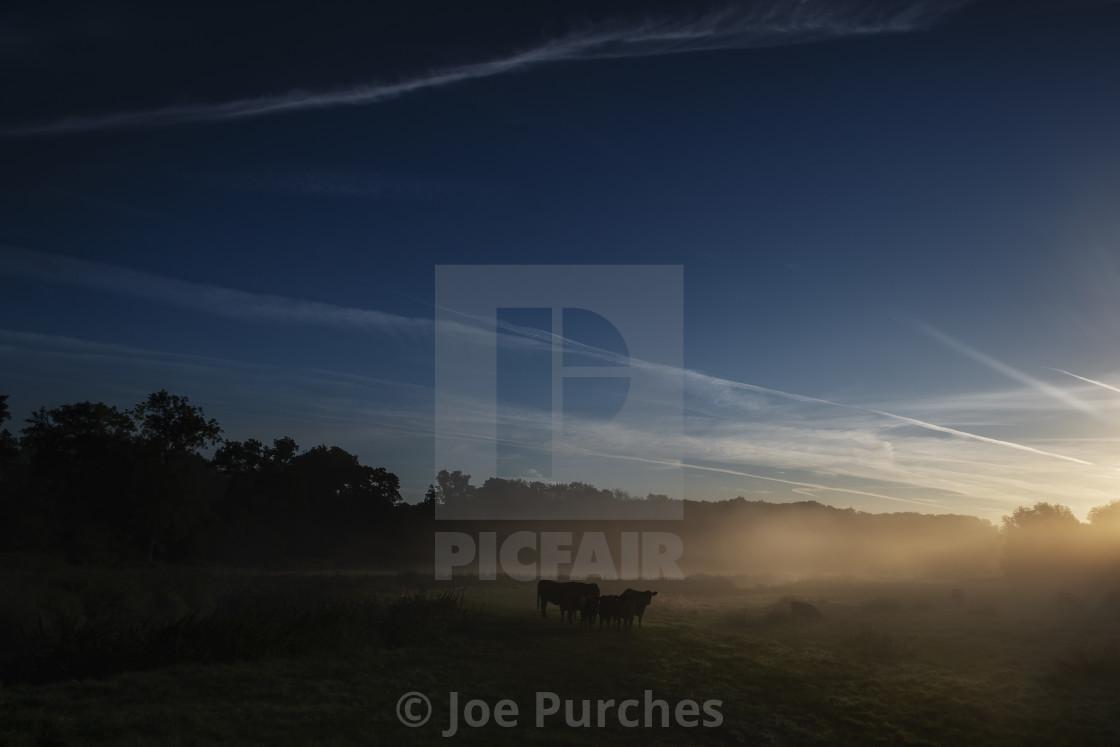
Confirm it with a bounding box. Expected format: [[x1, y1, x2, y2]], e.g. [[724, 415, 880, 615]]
[[2, 0, 1120, 521]]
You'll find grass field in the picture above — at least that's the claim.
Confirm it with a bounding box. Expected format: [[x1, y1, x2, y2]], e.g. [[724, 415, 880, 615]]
[[2, 568, 1119, 745]]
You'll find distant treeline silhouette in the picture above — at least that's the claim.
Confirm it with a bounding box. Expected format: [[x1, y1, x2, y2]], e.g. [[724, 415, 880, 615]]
[[2, 392, 1119, 578]]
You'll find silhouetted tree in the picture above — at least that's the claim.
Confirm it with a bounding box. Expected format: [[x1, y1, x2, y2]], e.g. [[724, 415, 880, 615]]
[[289, 445, 401, 511], [1088, 499, 1120, 529], [212, 438, 266, 475], [1000, 502, 1084, 578], [436, 469, 474, 503], [267, 436, 299, 466], [130, 390, 222, 461], [1001, 502, 1080, 531], [128, 391, 224, 560], [18, 401, 139, 562]]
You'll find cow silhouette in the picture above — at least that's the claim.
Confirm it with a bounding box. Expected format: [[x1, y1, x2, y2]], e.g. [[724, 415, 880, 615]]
[[537, 580, 600, 622], [621, 588, 658, 628], [578, 595, 600, 628], [598, 595, 620, 628]]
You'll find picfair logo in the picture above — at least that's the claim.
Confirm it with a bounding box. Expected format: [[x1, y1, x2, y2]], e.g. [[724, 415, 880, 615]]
[[434, 266, 682, 520]]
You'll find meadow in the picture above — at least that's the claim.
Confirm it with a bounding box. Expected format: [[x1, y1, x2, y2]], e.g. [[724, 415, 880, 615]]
[[2, 563, 1119, 746]]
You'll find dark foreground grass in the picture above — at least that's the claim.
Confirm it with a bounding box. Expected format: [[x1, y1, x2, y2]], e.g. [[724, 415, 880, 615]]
[[2, 572, 1120, 745], [0, 569, 478, 685]]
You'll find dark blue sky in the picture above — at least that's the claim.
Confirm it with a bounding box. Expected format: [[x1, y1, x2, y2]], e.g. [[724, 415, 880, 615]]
[[3, 0, 1120, 519]]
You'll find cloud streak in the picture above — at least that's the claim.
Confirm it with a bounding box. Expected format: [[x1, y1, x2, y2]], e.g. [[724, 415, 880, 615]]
[[450, 308, 1102, 468], [1, 0, 972, 137], [0, 245, 429, 335], [672, 364, 1098, 467], [5, 245, 1097, 472], [6, 247, 1111, 514], [918, 323, 1105, 421], [1047, 367, 1120, 395]]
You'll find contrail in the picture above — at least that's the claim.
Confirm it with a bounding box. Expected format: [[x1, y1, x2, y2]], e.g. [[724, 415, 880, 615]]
[[0, 245, 429, 335], [4, 245, 1092, 468], [918, 323, 1105, 420], [697, 369, 1097, 466], [1046, 367, 1120, 395], [470, 309, 1100, 467], [1, 0, 972, 137]]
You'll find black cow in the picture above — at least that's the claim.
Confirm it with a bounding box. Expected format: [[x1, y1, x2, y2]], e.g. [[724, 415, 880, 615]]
[[621, 588, 658, 628], [598, 595, 620, 629], [537, 580, 600, 622], [618, 594, 637, 629], [622, 586, 654, 627], [579, 595, 600, 628], [597, 594, 636, 629]]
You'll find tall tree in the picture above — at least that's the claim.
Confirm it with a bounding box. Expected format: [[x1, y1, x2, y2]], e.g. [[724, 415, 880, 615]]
[[1000, 502, 1084, 578], [18, 401, 139, 562], [1088, 499, 1120, 529], [130, 390, 222, 461], [436, 469, 473, 503], [128, 391, 224, 560]]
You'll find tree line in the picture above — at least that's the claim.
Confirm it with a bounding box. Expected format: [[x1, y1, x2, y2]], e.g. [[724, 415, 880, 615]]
[[2, 391, 1119, 579], [0, 391, 419, 566]]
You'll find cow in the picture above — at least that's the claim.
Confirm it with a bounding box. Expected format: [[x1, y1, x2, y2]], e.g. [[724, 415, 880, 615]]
[[621, 588, 658, 628], [596, 594, 636, 629], [537, 580, 600, 622], [579, 595, 600, 628], [618, 594, 637, 629], [598, 595, 620, 629]]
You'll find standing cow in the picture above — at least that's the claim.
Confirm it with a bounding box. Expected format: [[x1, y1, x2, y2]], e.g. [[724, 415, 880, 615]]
[[578, 595, 600, 628], [537, 580, 600, 622], [598, 595, 620, 629], [597, 594, 636, 629], [621, 588, 658, 628]]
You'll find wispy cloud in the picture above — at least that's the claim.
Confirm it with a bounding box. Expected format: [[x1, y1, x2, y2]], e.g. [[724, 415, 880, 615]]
[[0, 245, 429, 335], [918, 323, 1106, 421], [0, 328, 435, 467], [7, 249, 1114, 515], [1046, 367, 1120, 395], [1, 0, 972, 137], [435, 370, 1120, 518], [445, 308, 1104, 469], [434, 306, 1120, 517], [674, 363, 1099, 467]]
